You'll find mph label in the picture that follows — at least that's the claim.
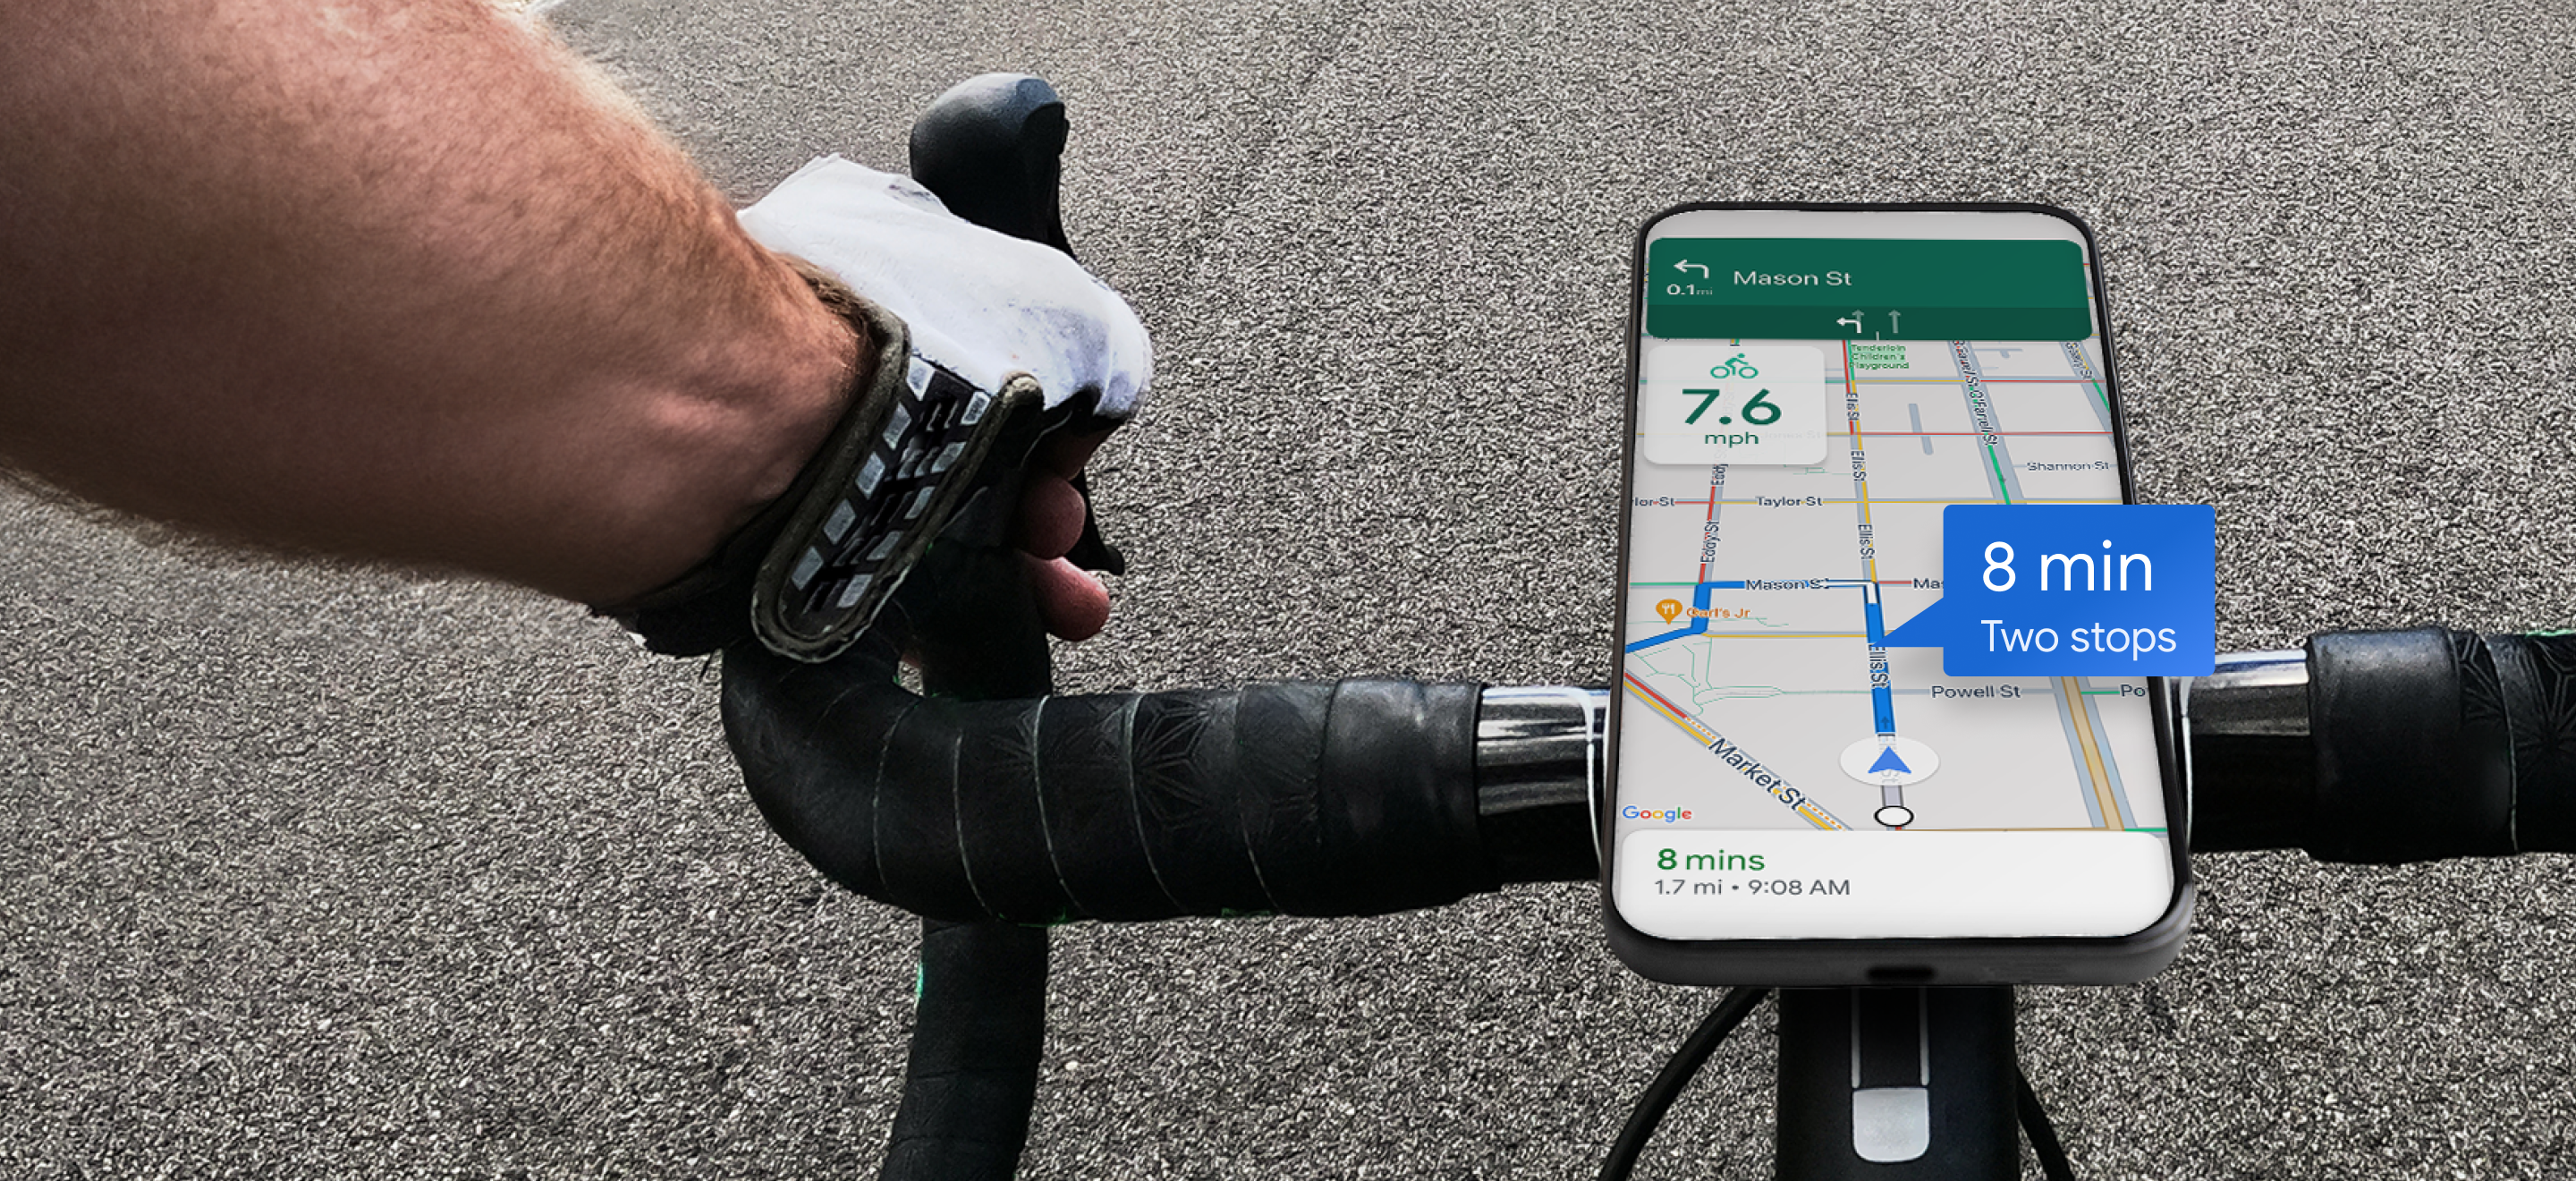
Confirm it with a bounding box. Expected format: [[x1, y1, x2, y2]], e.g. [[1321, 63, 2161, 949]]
[[1614, 830, 2172, 939], [1638, 344, 1831, 465]]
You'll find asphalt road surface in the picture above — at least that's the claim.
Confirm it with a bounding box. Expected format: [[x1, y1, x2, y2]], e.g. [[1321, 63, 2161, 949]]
[[7, 0, 2575, 1177]]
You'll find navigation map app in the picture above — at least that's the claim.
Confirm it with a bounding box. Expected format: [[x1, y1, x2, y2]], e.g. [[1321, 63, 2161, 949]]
[[1613, 213, 2174, 942]]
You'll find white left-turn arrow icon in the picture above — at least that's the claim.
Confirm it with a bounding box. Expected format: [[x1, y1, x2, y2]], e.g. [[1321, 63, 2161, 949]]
[[1674, 260, 1710, 277]]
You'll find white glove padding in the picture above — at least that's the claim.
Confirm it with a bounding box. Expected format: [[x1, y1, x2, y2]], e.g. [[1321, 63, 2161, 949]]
[[738, 156, 1151, 420]]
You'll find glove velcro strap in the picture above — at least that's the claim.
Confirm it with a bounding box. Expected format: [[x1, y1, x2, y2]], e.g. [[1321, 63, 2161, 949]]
[[750, 354, 1042, 662], [603, 269, 1042, 661]]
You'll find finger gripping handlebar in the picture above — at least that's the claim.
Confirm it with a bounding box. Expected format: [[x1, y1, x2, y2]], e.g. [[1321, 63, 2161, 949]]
[[721, 641, 1496, 922]]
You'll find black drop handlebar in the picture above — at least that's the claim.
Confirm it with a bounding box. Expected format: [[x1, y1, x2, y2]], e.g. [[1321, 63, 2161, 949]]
[[731, 628, 2576, 933], [728, 617, 2576, 1181], [721, 74, 2576, 1181]]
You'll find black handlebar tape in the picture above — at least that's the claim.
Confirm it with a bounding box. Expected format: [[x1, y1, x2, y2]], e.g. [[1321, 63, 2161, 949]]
[[2301, 627, 2576, 862], [870, 71, 1106, 1181], [877, 920, 1046, 1180], [860, 501, 1053, 1181], [863, 70, 1124, 1181], [720, 639, 1496, 923]]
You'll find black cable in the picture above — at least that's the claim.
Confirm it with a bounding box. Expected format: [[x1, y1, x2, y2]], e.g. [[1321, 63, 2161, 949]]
[[2013, 1063, 2077, 1181], [1597, 986, 1771, 1181]]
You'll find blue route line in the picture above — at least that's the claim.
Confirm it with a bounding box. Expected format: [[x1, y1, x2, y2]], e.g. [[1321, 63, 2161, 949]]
[[1623, 581, 1743, 651], [1860, 592, 1896, 735]]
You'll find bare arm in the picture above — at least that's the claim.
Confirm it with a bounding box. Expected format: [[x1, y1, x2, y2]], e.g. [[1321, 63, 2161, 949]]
[[0, 0, 859, 607]]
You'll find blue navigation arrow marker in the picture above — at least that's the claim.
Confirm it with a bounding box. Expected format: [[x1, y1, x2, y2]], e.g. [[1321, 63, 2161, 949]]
[[1866, 746, 1912, 776]]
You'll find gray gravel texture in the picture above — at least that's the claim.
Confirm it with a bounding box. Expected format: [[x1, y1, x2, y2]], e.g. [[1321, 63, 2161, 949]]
[[6, 0, 2576, 1177]]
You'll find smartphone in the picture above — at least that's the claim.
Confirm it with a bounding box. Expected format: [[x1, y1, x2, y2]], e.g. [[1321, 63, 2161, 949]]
[[1602, 204, 2191, 986]]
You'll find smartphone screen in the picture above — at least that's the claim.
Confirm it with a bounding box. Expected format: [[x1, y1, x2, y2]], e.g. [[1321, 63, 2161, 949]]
[[1608, 207, 2178, 948]]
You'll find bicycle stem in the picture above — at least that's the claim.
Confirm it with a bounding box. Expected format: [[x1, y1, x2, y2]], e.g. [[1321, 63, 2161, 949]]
[[1485, 657, 2300, 1181], [1501, 637, 2566, 1178]]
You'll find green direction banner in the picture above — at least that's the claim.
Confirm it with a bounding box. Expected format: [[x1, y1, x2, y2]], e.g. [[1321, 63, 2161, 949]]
[[1646, 238, 2092, 341]]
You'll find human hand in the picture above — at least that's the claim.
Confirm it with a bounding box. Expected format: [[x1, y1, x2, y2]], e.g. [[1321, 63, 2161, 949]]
[[1013, 429, 1117, 640], [737, 157, 1149, 645]]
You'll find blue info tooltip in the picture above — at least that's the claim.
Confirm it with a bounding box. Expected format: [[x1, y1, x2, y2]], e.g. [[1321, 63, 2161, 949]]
[[1879, 504, 2216, 676]]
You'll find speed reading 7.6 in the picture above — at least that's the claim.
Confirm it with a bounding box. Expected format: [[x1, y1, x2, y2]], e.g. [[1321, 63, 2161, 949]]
[[1638, 344, 1830, 466]]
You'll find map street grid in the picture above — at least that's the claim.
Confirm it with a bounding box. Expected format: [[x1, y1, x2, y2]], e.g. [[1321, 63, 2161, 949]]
[[1618, 332, 2169, 840]]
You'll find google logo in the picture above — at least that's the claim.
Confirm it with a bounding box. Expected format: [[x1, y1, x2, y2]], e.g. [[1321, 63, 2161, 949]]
[[1622, 805, 1694, 823]]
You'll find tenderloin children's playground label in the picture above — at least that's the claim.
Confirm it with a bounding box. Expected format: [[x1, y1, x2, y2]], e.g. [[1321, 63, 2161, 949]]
[[1880, 504, 2216, 676]]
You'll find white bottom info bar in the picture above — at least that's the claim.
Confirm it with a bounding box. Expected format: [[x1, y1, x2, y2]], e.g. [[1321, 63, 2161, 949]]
[[1614, 830, 2174, 940]]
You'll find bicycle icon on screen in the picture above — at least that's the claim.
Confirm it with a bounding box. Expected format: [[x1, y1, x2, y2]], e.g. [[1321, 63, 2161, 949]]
[[1708, 353, 1758, 378]]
